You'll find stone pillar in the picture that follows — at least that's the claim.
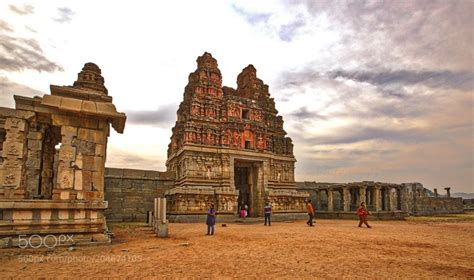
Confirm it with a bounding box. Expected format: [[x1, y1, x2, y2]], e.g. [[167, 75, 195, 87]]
[[53, 126, 77, 201], [400, 187, 409, 212], [374, 186, 382, 212], [327, 189, 333, 211], [445, 187, 451, 198], [160, 198, 166, 221], [153, 197, 168, 238], [359, 186, 367, 204], [434, 188, 438, 197], [316, 190, 322, 210], [25, 124, 44, 198], [0, 117, 28, 199], [389, 187, 397, 211], [147, 211, 153, 227], [342, 187, 350, 212], [154, 198, 160, 231]]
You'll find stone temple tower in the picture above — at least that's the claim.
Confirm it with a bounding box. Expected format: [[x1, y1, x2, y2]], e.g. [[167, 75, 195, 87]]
[[165, 52, 307, 221]]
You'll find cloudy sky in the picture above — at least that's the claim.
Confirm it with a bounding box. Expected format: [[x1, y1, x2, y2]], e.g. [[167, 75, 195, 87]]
[[1, 0, 472, 192]]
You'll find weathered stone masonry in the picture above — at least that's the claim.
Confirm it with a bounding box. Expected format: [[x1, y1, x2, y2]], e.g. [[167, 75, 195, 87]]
[[104, 168, 173, 222], [0, 63, 126, 247]]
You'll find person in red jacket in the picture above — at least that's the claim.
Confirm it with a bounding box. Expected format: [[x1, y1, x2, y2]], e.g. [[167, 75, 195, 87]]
[[357, 202, 371, 228]]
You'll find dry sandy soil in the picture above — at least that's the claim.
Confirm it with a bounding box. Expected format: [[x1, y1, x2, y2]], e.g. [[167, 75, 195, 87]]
[[1, 216, 473, 279]]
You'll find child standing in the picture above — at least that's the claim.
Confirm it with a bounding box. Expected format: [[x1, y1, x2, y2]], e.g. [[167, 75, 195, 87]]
[[240, 205, 247, 219], [357, 202, 371, 228]]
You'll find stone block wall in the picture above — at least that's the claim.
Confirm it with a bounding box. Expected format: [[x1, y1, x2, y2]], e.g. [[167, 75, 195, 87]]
[[463, 199, 474, 209], [104, 168, 174, 222], [412, 197, 464, 215]]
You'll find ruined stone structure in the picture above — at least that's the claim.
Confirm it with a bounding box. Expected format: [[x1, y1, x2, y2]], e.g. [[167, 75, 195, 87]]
[[0, 63, 126, 247], [165, 53, 307, 221], [298, 181, 463, 219]]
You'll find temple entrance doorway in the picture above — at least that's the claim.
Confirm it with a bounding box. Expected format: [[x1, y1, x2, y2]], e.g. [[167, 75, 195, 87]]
[[235, 166, 250, 216], [233, 160, 264, 217]]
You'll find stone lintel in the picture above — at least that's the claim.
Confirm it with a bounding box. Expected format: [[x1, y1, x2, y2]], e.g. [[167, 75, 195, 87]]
[[0, 107, 35, 120], [41, 94, 126, 133]]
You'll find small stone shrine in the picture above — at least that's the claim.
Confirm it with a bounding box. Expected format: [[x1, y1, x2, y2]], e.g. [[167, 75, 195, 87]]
[[0, 63, 126, 247]]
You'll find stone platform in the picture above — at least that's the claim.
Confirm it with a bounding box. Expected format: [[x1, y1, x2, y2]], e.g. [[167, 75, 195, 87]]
[[0, 200, 110, 248]]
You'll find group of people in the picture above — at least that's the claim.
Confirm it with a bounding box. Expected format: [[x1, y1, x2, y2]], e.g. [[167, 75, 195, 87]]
[[205, 200, 371, 235]]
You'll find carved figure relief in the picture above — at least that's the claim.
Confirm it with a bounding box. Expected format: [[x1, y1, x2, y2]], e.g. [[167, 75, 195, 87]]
[[4, 173, 15, 185]]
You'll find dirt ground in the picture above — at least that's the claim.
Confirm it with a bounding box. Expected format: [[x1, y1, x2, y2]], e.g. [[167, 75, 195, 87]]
[[1, 216, 473, 279]]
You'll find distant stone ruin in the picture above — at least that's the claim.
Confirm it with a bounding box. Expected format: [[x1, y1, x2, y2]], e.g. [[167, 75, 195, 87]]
[[298, 182, 464, 218]]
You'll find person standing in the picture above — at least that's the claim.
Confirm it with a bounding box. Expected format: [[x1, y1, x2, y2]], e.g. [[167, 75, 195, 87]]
[[264, 202, 272, 226], [306, 199, 315, 227], [206, 203, 216, 235], [357, 202, 371, 228], [240, 205, 247, 220]]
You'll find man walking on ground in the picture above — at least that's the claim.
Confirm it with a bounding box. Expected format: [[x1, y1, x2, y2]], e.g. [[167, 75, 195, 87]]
[[306, 199, 315, 227], [264, 202, 272, 226]]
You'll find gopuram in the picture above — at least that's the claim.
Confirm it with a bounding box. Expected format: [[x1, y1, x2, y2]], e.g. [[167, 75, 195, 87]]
[[165, 53, 307, 221], [0, 63, 126, 247]]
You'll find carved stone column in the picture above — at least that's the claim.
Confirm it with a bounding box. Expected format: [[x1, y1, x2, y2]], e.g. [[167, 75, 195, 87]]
[[0, 117, 29, 199], [342, 187, 350, 212], [327, 189, 333, 211], [359, 186, 367, 205], [374, 186, 382, 212], [53, 126, 77, 200], [315, 190, 321, 210], [389, 188, 397, 211]]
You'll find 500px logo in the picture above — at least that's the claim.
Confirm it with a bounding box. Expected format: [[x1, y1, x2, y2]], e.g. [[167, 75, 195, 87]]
[[18, 234, 74, 249]]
